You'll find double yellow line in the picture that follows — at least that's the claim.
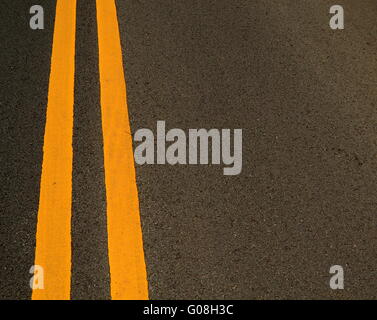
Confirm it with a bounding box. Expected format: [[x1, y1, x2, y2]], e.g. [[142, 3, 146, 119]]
[[32, 0, 148, 300]]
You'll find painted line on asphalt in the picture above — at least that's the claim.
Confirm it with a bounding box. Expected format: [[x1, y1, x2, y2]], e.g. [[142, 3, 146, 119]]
[[32, 0, 77, 300], [96, 0, 149, 300]]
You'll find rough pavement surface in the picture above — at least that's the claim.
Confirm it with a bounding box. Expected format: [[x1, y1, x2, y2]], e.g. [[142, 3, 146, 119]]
[[0, 0, 376, 299]]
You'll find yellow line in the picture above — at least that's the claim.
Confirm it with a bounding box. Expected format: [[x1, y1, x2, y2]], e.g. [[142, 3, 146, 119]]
[[96, 0, 149, 299], [32, 0, 76, 300]]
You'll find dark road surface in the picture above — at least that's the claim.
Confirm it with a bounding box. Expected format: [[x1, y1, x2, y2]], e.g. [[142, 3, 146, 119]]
[[1, 0, 377, 299]]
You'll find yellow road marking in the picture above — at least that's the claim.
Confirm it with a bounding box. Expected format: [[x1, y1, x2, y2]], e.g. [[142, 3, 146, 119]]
[[32, 0, 76, 300], [96, 0, 149, 299]]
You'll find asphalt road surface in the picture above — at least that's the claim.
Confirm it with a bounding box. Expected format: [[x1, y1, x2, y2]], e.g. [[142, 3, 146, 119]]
[[1, 0, 377, 300]]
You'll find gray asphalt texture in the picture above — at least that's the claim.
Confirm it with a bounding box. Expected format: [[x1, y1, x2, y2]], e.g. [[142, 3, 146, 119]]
[[1, 0, 377, 299]]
